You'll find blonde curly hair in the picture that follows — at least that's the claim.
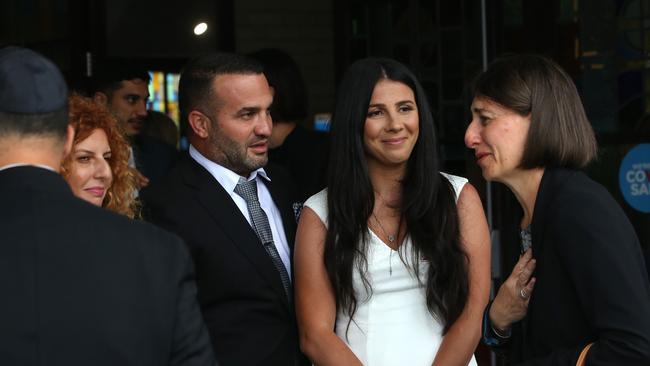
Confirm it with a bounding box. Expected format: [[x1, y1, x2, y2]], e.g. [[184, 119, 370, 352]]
[[61, 94, 139, 218]]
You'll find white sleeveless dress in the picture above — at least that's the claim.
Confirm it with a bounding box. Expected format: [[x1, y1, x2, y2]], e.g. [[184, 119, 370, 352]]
[[303, 173, 477, 366]]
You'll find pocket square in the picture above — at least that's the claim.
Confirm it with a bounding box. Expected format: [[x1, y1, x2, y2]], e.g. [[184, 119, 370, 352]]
[[292, 202, 304, 223]]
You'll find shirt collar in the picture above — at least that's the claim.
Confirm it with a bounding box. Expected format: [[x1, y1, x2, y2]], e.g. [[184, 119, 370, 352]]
[[189, 145, 270, 193]]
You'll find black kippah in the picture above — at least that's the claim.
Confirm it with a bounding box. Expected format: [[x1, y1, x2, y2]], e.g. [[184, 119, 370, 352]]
[[0, 46, 68, 114]]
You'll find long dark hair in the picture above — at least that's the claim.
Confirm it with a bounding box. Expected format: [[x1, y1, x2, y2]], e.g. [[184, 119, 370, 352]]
[[324, 58, 468, 333]]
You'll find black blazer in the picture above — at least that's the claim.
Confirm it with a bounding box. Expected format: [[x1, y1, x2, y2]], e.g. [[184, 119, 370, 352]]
[[507, 168, 650, 365], [142, 155, 308, 366], [132, 134, 178, 184], [0, 166, 215, 366], [268, 126, 329, 202]]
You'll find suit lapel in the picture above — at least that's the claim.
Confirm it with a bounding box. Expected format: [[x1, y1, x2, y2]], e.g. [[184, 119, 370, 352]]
[[530, 168, 570, 258], [525, 168, 566, 357], [180, 157, 290, 307]]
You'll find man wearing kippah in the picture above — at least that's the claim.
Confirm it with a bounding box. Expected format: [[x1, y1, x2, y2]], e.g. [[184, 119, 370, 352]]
[[0, 46, 216, 366]]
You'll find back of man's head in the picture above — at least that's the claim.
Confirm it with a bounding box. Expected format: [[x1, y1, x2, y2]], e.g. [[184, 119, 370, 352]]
[[91, 59, 151, 98], [178, 52, 264, 129], [248, 48, 308, 123], [0, 46, 68, 139]]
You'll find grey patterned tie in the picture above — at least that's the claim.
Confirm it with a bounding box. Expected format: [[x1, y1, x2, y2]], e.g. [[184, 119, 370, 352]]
[[234, 177, 292, 300]]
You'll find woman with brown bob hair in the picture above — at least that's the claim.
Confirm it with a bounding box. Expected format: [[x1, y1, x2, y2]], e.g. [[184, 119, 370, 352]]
[[465, 54, 650, 364], [62, 94, 138, 218]]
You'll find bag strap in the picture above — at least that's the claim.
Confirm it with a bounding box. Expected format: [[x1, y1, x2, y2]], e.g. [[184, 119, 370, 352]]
[[576, 343, 593, 366]]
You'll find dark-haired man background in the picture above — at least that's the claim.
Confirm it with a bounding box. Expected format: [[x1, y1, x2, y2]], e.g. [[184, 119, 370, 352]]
[[248, 48, 329, 202], [92, 61, 177, 187]]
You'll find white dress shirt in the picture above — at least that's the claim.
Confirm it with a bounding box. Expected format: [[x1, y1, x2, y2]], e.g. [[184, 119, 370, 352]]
[[189, 145, 292, 277]]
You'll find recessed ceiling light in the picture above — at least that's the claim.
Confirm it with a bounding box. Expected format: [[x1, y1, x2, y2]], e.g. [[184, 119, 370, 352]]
[[194, 22, 208, 36]]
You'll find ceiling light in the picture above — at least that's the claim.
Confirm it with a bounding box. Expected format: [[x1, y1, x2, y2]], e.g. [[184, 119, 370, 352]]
[[194, 22, 208, 36]]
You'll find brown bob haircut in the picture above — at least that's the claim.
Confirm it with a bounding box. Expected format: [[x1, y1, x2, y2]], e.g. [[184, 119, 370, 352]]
[[473, 54, 597, 169]]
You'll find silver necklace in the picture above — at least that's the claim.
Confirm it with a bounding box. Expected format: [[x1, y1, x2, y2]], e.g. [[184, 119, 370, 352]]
[[373, 191, 400, 244], [372, 212, 398, 244], [372, 212, 401, 276]]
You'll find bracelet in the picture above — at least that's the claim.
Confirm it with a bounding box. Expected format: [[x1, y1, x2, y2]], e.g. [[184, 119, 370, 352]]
[[491, 323, 512, 339]]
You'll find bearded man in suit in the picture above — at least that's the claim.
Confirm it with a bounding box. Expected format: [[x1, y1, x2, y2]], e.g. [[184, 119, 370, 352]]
[[142, 53, 307, 366]]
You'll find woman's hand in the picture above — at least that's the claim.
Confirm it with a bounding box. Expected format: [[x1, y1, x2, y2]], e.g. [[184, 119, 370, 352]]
[[489, 249, 536, 332]]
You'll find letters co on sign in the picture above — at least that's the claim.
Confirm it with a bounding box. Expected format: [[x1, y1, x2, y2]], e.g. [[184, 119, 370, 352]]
[[619, 143, 650, 213]]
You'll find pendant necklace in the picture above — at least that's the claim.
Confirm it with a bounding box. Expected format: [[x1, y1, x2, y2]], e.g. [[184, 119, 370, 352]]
[[372, 212, 401, 275], [372, 212, 396, 244]]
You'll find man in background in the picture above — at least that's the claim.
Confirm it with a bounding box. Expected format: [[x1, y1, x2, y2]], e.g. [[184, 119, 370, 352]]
[[249, 48, 329, 202], [92, 61, 177, 187]]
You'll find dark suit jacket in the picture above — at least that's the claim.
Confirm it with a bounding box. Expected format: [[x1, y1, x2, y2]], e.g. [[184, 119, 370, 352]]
[[133, 134, 178, 184], [505, 168, 650, 365], [0, 166, 215, 366], [142, 155, 308, 366], [268, 126, 329, 202]]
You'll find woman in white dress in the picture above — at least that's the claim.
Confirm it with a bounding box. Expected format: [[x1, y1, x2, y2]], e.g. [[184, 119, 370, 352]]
[[294, 58, 491, 365]]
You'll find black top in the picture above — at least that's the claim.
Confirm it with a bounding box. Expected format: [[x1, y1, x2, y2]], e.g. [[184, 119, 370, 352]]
[[268, 125, 329, 202], [132, 134, 178, 184], [484, 168, 650, 365]]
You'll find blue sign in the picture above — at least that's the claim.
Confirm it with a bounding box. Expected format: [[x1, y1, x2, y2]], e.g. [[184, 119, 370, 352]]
[[619, 143, 650, 213]]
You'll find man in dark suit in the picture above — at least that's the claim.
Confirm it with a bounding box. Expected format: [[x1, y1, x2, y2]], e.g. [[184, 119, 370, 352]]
[[142, 53, 308, 366], [91, 60, 177, 187], [0, 46, 215, 366]]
